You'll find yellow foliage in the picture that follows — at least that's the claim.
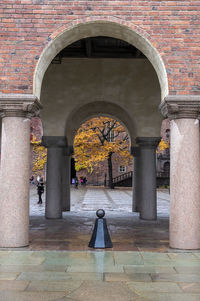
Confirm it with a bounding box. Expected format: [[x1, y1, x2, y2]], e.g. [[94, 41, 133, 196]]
[[31, 134, 47, 173], [158, 139, 169, 151], [74, 117, 132, 172]]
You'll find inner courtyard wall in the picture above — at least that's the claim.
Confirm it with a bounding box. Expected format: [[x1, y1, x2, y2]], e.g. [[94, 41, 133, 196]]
[[40, 57, 161, 138]]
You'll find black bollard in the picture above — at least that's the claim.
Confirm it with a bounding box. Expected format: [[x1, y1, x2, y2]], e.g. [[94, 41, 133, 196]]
[[88, 209, 113, 249]]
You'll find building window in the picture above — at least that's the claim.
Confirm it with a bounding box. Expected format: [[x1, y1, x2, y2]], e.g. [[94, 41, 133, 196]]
[[108, 130, 115, 142], [119, 165, 126, 173]]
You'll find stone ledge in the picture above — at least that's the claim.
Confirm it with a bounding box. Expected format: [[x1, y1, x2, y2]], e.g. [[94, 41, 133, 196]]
[[160, 95, 200, 120], [42, 136, 67, 148], [0, 94, 42, 118], [136, 137, 161, 148]]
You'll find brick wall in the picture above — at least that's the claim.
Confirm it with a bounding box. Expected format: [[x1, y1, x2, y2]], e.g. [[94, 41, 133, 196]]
[[0, 1, 200, 95], [77, 152, 133, 186]]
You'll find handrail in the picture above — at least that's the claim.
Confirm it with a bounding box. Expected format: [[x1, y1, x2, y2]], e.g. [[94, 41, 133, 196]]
[[157, 171, 170, 178], [113, 171, 133, 184]]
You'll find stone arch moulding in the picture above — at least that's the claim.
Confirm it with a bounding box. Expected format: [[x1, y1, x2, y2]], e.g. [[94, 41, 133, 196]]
[[33, 17, 169, 101], [65, 101, 136, 148]]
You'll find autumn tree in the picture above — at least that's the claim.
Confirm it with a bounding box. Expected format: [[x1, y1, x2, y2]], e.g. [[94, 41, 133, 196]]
[[30, 134, 47, 177], [74, 117, 132, 189]]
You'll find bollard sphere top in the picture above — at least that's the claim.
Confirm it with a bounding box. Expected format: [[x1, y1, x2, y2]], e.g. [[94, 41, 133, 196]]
[[96, 209, 105, 218]]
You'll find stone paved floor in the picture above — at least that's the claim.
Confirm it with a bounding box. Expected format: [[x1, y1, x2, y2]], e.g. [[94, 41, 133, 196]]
[[28, 186, 170, 251], [0, 250, 200, 300], [0, 186, 200, 301]]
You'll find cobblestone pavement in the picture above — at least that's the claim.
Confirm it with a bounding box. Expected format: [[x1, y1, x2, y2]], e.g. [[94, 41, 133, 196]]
[[0, 186, 200, 301], [30, 185, 170, 216]]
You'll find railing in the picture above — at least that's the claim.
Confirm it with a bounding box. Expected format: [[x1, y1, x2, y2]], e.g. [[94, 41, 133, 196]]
[[156, 171, 170, 178], [113, 171, 133, 184]]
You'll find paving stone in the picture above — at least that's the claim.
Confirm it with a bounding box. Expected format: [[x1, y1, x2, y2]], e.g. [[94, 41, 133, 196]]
[[179, 282, 200, 293], [55, 297, 80, 301], [67, 264, 123, 273], [43, 252, 95, 266], [26, 280, 82, 292], [65, 272, 103, 281], [124, 266, 176, 274], [68, 281, 138, 301], [143, 260, 175, 267], [151, 273, 200, 282], [127, 281, 182, 293], [141, 252, 171, 261], [0, 280, 29, 291], [167, 254, 200, 267], [134, 298, 152, 301], [141, 252, 173, 266], [174, 266, 200, 274], [17, 271, 73, 281], [0, 291, 66, 301], [0, 272, 19, 280], [114, 252, 143, 265], [18, 271, 103, 281], [0, 264, 67, 273], [0, 253, 45, 265], [139, 292, 200, 301], [104, 272, 152, 282], [168, 253, 199, 260]]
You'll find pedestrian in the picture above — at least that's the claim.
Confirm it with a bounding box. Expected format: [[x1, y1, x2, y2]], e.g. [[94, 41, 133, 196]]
[[30, 175, 34, 184], [75, 177, 79, 188], [37, 180, 44, 204]]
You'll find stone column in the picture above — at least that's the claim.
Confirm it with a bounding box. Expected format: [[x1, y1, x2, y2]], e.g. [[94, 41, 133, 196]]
[[62, 146, 73, 211], [132, 147, 141, 212], [136, 137, 160, 220], [42, 136, 67, 219], [160, 95, 200, 249], [0, 94, 42, 247]]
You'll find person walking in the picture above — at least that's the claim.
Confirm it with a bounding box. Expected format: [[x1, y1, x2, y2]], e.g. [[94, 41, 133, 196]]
[[37, 180, 44, 204]]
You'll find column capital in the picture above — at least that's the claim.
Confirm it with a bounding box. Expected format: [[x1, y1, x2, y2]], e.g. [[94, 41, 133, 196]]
[[130, 146, 140, 156], [159, 95, 200, 120], [136, 137, 161, 148], [63, 145, 74, 156], [0, 93, 42, 118], [42, 136, 67, 148]]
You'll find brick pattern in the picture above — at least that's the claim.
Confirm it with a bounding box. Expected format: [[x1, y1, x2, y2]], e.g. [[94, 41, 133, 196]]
[[77, 153, 133, 186], [0, 1, 200, 95]]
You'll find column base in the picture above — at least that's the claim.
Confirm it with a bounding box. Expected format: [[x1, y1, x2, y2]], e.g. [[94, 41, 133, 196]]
[[45, 215, 63, 220]]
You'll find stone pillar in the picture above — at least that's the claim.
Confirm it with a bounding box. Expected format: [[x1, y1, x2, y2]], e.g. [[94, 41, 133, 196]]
[[132, 147, 141, 212], [42, 136, 67, 219], [160, 95, 200, 249], [136, 137, 160, 220], [62, 146, 73, 211], [0, 94, 42, 247]]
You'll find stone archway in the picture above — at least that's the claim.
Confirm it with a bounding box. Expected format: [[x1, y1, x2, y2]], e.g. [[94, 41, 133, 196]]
[[65, 101, 136, 148], [33, 19, 168, 101], [36, 20, 166, 246]]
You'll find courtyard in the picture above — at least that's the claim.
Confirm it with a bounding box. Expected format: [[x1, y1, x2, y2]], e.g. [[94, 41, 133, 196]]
[[0, 187, 200, 301], [29, 186, 169, 251]]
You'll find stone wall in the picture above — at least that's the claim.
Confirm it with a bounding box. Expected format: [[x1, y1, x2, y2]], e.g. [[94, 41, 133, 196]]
[[77, 152, 133, 186]]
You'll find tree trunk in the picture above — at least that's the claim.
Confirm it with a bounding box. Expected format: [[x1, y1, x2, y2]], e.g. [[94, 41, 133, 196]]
[[108, 152, 114, 189]]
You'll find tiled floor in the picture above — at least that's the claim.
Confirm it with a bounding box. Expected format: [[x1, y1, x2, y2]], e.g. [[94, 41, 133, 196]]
[[0, 251, 200, 300], [0, 186, 200, 300], [28, 186, 170, 251]]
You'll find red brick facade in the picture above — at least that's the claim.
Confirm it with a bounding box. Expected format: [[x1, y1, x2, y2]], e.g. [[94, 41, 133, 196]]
[[77, 153, 133, 186], [0, 1, 200, 96]]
